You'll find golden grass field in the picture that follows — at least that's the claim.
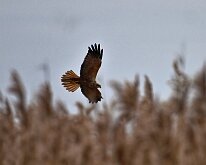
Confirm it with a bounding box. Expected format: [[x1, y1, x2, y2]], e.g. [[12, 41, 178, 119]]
[[0, 58, 206, 165]]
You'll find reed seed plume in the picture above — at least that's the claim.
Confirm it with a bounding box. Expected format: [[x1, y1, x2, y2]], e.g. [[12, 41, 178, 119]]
[[110, 75, 139, 112], [143, 75, 153, 102], [7, 70, 28, 128], [36, 82, 53, 116], [168, 57, 190, 113]]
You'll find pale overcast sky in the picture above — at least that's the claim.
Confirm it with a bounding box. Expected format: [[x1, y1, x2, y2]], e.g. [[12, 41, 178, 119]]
[[1, 0, 206, 109]]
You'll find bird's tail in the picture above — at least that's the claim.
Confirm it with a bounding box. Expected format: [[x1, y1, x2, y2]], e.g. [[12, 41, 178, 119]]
[[61, 70, 80, 92]]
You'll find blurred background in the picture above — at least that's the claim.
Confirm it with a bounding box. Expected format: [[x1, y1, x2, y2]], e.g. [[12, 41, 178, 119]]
[[0, 0, 206, 110]]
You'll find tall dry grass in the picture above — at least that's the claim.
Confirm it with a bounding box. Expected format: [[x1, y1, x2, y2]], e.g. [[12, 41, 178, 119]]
[[0, 59, 206, 165]]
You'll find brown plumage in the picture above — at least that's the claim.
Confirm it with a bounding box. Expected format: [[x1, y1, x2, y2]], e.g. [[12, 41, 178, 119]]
[[61, 43, 103, 103]]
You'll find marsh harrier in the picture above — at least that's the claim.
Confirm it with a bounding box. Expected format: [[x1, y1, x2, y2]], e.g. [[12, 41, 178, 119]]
[[61, 43, 103, 103]]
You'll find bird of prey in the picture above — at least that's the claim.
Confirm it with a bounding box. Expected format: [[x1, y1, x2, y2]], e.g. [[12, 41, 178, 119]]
[[61, 43, 103, 103]]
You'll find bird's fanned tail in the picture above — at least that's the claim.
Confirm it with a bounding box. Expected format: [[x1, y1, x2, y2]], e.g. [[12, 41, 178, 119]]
[[61, 70, 80, 92]]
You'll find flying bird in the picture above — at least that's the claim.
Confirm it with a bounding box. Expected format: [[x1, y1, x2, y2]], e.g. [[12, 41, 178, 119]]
[[61, 43, 103, 103]]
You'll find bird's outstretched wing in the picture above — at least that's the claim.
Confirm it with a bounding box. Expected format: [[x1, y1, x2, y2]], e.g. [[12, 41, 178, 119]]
[[80, 84, 103, 103], [80, 43, 103, 81]]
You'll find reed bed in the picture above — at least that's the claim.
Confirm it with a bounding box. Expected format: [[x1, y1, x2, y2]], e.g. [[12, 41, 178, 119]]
[[0, 58, 206, 165]]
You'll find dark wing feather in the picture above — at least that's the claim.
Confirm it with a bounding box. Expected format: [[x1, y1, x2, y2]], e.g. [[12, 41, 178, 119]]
[[80, 43, 103, 81], [80, 84, 103, 103]]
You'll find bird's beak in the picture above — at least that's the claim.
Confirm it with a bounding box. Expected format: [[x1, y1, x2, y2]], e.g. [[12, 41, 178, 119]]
[[97, 83, 101, 88]]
